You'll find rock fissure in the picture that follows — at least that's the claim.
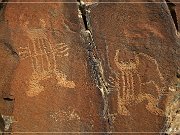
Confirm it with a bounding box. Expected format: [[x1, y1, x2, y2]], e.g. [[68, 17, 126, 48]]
[[165, 0, 179, 31], [77, 0, 113, 132]]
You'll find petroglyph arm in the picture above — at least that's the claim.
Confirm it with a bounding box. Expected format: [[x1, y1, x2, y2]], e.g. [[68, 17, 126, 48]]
[[137, 53, 165, 86]]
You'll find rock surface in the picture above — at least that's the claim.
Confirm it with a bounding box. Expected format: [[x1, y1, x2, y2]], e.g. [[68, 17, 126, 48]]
[[4, 0, 105, 133], [0, 0, 179, 134], [84, 0, 179, 133]]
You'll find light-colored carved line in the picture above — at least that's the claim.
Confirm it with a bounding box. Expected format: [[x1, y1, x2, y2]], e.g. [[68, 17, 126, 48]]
[[56, 43, 68, 50], [56, 48, 69, 57], [46, 39, 57, 72], [35, 40, 42, 73], [36, 38, 45, 73], [63, 52, 69, 57], [56, 53, 69, 57], [135, 55, 140, 66], [19, 47, 29, 50], [58, 47, 69, 54], [121, 71, 126, 102], [23, 49, 64, 57], [27, 43, 36, 72], [109, 76, 115, 81], [56, 47, 69, 53], [107, 77, 116, 88], [114, 50, 121, 70], [129, 72, 135, 99], [137, 73, 142, 94], [31, 39, 40, 72], [125, 72, 130, 101], [41, 38, 51, 71]]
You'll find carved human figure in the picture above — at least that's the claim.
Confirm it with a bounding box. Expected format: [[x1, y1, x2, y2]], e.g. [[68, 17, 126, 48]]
[[114, 49, 165, 116], [18, 19, 75, 97]]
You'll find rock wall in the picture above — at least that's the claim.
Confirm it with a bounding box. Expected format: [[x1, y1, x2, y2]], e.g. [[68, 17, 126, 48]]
[[0, 0, 179, 134]]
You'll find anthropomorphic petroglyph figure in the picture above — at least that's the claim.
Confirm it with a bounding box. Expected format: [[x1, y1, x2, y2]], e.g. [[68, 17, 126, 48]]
[[114, 49, 166, 116], [18, 19, 75, 97]]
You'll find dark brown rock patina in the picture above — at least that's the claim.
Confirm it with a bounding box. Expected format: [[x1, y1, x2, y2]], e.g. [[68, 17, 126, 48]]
[[0, 0, 179, 134]]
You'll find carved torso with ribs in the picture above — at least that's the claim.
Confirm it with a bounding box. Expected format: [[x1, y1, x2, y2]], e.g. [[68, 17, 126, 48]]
[[113, 48, 166, 116], [17, 20, 75, 97]]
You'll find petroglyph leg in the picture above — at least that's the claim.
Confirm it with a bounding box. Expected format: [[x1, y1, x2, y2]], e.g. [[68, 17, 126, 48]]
[[138, 94, 164, 116], [26, 72, 44, 97], [117, 98, 130, 116], [55, 71, 75, 88]]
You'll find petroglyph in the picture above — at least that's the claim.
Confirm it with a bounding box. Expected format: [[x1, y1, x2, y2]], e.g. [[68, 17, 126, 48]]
[[18, 19, 75, 97], [114, 49, 165, 116], [50, 109, 80, 123]]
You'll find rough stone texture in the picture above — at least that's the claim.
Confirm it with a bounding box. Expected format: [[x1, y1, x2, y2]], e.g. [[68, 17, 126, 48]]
[[0, 0, 179, 134], [171, 0, 180, 32], [0, 1, 18, 133], [165, 1, 180, 134], [83, 0, 180, 133], [3, 0, 105, 133]]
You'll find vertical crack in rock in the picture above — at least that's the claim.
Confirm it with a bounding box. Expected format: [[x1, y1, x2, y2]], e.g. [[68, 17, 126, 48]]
[[0, 0, 8, 20], [165, 0, 179, 31], [77, 0, 112, 132], [0, 0, 8, 10]]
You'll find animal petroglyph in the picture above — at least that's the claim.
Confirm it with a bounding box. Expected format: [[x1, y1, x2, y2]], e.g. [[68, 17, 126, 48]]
[[114, 49, 166, 116], [18, 20, 75, 97]]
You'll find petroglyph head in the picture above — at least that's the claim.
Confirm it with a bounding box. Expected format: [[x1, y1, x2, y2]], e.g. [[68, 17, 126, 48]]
[[114, 49, 139, 71]]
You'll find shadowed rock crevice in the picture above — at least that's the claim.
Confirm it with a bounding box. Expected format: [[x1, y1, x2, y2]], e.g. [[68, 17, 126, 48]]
[[77, 0, 89, 30], [77, 0, 113, 132], [0, 0, 8, 21], [165, 0, 179, 31], [0, 0, 8, 10]]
